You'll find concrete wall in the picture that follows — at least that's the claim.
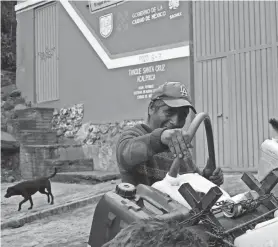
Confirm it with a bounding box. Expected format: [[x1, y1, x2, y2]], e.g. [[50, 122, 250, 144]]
[[16, 1, 191, 123]]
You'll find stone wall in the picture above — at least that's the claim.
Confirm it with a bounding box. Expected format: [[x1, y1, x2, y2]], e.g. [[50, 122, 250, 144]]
[[51, 103, 84, 138], [77, 120, 144, 171], [1, 149, 21, 182], [51, 103, 144, 171], [20, 144, 59, 179], [1, 70, 16, 87], [1, 70, 26, 182], [1, 70, 30, 134], [19, 143, 95, 179]]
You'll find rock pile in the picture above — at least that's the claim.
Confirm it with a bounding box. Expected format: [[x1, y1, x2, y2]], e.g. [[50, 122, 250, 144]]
[[51, 103, 84, 138], [51, 103, 144, 146], [1, 90, 29, 133], [50, 103, 145, 171], [1, 70, 28, 182], [81, 120, 145, 171], [75, 120, 145, 145], [76, 120, 144, 171], [1, 71, 31, 133], [1, 70, 16, 87], [1, 151, 21, 182]]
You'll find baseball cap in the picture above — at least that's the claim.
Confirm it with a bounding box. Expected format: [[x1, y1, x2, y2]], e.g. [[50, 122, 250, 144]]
[[151, 82, 197, 114]]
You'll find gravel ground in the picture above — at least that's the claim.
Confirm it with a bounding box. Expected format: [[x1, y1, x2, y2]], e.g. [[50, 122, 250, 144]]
[[1, 180, 119, 224], [1, 203, 96, 247]]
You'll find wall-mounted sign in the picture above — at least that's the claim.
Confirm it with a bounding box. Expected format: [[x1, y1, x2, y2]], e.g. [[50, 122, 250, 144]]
[[74, 1, 189, 55], [130, 63, 166, 100], [88, 0, 123, 13]]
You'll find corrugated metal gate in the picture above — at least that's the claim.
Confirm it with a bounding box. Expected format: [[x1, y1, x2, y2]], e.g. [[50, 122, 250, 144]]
[[193, 1, 278, 171], [35, 2, 59, 103]]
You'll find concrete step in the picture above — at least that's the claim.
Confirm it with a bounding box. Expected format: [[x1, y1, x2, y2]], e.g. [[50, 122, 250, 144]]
[[19, 143, 98, 179], [20, 143, 84, 160], [50, 170, 121, 184], [15, 129, 58, 145], [56, 144, 87, 160], [14, 107, 54, 121], [44, 158, 94, 173], [10, 118, 52, 131], [20, 144, 63, 179]]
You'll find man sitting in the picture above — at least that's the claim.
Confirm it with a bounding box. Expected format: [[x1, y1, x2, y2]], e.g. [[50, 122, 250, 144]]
[[116, 81, 223, 186]]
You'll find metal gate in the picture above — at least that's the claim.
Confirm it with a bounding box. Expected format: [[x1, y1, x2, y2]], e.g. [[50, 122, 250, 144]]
[[35, 2, 59, 103], [193, 1, 278, 171]]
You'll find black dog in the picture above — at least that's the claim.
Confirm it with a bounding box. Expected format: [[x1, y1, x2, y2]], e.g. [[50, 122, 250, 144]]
[[4, 168, 57, 211]]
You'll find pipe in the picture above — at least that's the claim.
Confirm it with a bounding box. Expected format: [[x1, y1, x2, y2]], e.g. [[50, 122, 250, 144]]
[[168, 113, 216, 178]]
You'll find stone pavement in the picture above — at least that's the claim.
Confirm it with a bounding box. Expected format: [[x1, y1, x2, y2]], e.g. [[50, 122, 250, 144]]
[[1, 173, 277, 231], [223, 173, 278, 196], [1, 173, 278, 247], [1, 203, 97, 247], [2, 173, 275, 247], [1, 179, 121, 229], [0, 173, 270, 230]]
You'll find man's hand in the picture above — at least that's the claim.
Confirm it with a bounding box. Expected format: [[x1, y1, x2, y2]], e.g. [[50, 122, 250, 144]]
[[161, 129, 189, 158], [207, 168, 224, 186]]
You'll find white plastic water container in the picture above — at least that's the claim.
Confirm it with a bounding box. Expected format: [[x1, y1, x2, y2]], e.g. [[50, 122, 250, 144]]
[[234, 210, 278, 247], [258, 138, 278, 181], [152, 173, 231, 210]]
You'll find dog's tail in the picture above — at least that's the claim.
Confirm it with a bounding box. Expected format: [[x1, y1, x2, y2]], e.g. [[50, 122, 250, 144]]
[[47, 167, 58, 179], [269, 118, 278, 134]]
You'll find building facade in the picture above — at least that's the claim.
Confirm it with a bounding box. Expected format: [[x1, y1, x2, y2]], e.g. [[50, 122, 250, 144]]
[[15, 0, 278, 171]]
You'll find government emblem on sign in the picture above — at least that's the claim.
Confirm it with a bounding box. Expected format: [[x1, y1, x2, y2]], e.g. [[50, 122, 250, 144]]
[[169, 0, 180, 10], [99, 13, 113, 38]]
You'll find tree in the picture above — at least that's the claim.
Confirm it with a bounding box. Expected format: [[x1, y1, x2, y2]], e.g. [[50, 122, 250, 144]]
[[1, 1, 17, 72]]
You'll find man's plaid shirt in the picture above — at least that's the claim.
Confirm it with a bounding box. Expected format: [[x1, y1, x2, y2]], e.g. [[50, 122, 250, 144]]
[[116, 124, 198, 186]]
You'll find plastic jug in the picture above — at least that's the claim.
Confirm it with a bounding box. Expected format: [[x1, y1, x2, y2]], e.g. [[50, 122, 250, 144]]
[[258, 138, 278, 181], [233, 211, 278, 247], [152, 172, 231, 210], [87, 183, 189, 247]]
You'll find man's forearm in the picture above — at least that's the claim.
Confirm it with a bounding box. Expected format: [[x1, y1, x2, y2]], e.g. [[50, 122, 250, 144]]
[[182, 149, 202, 174], [187, 154, 202, 175], [116, 128, 168, 171]]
